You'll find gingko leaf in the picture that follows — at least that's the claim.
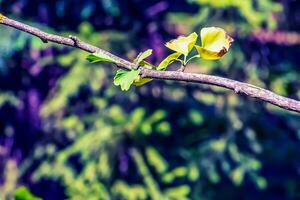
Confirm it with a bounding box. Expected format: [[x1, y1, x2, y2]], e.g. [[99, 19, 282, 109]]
[[195, 27, 234, 60], [134, 49, 153, 65], [140, 60, 156, 69], [86, 52, 117, 63], [157, 52, 182, 70], [165, 32, 198, 56], [133, 77, 153, 86], [113, 69, 140, 91]]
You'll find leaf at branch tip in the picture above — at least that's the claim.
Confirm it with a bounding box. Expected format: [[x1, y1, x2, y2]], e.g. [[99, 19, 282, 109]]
[[86, 52, 117, 63], [113, 69, 140, 91], [195, 27, 234, 60], [134, 49, 153, 65], [165, 32, 198, 56], [157, 52, 182, 70]]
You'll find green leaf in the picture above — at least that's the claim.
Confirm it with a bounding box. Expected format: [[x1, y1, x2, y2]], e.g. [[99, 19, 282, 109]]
[[113, 69, 140, 91], [133, 77, 153, 86], [165, 32, 198, 56], [157, 52, 181, 70], [134, 49, 153, 65], [140, 60, 156, 69], [86, 52, 117, 63], [14, 187, 42, 200]]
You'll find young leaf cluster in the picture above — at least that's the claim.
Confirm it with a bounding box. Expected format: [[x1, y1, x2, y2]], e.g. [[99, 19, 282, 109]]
[[87, 27, 233, 91]]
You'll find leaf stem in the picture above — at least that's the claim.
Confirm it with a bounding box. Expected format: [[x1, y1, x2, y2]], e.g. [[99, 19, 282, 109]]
[[183, 55, 187, 65], [177, 64, 186, 72], [186, 54, 200, 64], [174, 59, 184, 65], [176, 55, 188, 72], [177, 54, 198, 72]]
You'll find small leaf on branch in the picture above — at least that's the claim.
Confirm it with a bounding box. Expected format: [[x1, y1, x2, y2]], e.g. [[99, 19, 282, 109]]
[[140, 60, 156, 69], [165, 32, 198, 56], [134, 49, 153, 65], [114, 69, 140, 91], [134, 76, 153, 86], [157, 52, 182, 70], [86, 52, 117, 63]]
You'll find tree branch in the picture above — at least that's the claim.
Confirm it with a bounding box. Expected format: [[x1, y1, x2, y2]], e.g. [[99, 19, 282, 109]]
[[1, 14, 300, 113]]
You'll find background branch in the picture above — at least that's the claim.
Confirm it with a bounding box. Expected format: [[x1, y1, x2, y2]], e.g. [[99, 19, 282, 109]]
[[1, 15, 300, 113]]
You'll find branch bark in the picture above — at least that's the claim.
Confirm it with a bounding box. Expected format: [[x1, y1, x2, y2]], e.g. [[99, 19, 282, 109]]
[[1, 14, 300, 113]]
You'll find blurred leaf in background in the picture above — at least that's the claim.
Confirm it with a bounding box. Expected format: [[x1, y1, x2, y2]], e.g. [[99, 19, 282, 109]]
[[14, 187, 42, 200]]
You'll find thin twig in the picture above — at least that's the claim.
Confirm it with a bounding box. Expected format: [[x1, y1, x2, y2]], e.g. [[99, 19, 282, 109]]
[[177, 64, 186, 72], [1, 14, 300, 113]]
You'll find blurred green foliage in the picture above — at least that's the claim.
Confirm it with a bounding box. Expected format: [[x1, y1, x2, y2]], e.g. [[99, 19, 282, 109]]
[[0, 92, 20, 108], [188, 0, 282, 29], [14, 187, 42, 200], [0, 159, 19, 200]]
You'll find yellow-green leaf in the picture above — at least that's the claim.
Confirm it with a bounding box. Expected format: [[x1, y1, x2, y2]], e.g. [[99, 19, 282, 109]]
[[134, 49, 153, 65], [165, 32, 198, 56], [133, 76, 153, 86], [140, 60, 156, 69], [113, 69, 140, 91], [86, 52, 117, 63], [157, 52, 181, 70], [196, 27, 234, 60]]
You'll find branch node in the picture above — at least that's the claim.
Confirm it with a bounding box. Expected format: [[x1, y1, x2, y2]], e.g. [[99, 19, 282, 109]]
[[69, 35, 79, 45], [177, 64, 186, 72], [234, 85, 245, 94], [234, 86, 240, 93], [40, 38, 48, 43], [134, 64, 141, 70], [140, 73, 147, 78]]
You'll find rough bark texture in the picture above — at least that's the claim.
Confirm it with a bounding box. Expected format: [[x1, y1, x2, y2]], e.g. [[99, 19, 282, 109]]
[[1, 14, 300, 113]]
